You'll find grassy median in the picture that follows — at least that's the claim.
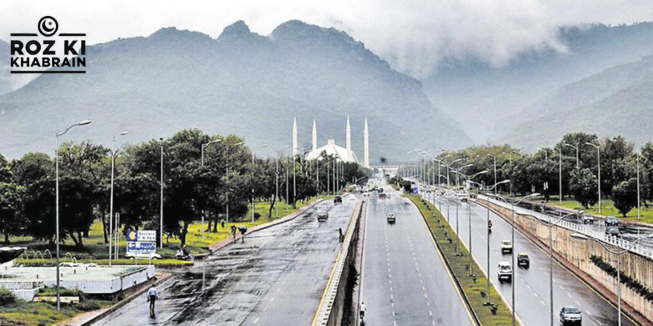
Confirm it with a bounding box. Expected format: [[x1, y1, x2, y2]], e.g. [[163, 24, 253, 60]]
[[407, 195, 518, 326]]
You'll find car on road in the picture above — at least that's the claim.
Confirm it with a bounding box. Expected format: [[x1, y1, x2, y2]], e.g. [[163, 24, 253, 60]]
[[125, 252, 162, 260], [580, 212, 594, 224], [317, 211, 329, 222], [606, 226, 620, 237], [379, 193, 387, 199], [517, 253, 530, 268], [387, 213, 396, 224], [457, 192, 469, 202], [469, 193, 477, 199], [559, 306, 582, 325], [497, 262, 512, 282], [501, 240, 513, 254], [334, 196, 343, 205], [605, 216, 619, 227]]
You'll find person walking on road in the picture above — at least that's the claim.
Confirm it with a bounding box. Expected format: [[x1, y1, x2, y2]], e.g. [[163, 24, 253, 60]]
[[147, 284, 158, 317], [360, 301, 367, 324]]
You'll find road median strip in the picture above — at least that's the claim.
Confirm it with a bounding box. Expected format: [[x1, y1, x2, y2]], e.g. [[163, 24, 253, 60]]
[[406, 195, 520, 326]]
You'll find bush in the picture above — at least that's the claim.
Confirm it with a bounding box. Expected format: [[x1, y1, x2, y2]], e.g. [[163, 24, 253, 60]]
[[77, 300, 101, 311], [0, 287, 18, 305]]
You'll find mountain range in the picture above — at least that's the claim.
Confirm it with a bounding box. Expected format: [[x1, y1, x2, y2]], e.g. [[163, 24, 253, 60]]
[[427, 22, 653, 144], [0, 20, 470, 161], [496, 54, 653, 149]]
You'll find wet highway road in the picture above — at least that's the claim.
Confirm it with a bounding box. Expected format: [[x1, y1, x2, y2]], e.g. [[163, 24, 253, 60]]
[[361, 182, 474, 326], [94, 197, 358, 326], [425, 193, 636, 326]]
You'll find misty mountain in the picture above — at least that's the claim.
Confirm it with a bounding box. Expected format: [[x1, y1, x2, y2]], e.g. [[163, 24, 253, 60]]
[[0, 20, 470, 161], [426, 22, 653, 142], [496, 55, 653, 149], [0, 40, 13, 95]]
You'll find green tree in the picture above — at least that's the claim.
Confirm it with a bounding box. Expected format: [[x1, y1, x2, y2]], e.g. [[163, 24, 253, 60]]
[[569, 168, 598, 209], [0, 182, 26, 243], [613, 178, 638, 217]]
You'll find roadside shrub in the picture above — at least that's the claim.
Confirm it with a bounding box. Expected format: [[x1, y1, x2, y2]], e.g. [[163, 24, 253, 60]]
[[77, 300, 101, 311], [0, 287, 18, 305], [590, 255, 653, 303]]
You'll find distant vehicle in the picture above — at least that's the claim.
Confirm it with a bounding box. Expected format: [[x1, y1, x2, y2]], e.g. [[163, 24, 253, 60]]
[[469, 193, 477, 199], [605, 226, 620, 237], [605, 216, 619, 227], [426, 190, 431, 193], [580, 212, 594, 224], [497, 262, 512, 282], [317, 211, 329, 222], [457, 192, 469, 202], [59, 262, 80, 268], [387, 213, 396, 224], [334, 196, 343, 205], [125, 252, 162, 260], [378, 188, 384, 193], [379, 193, 387, 199], [501, 240, 513, 254], [517, 253, 530, 268], [559, 306, 582, 325]]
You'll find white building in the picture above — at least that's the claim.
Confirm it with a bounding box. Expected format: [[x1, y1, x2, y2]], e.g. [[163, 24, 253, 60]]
[[295, 116, 368, 165]]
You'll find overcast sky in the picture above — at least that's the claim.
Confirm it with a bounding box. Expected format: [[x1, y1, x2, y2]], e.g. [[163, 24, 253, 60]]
[[2, 0, 652, 79]]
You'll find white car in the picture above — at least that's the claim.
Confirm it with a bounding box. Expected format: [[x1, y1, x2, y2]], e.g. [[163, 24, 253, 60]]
[[387, 213, 396, 224], [125, 252, 162, 260], [498, 262, 513, 282], [501, 240, 513, 254]]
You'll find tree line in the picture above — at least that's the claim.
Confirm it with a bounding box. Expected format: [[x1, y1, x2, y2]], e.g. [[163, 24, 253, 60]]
[[400, 132, 653, 217], [0, 129, 369, 247]]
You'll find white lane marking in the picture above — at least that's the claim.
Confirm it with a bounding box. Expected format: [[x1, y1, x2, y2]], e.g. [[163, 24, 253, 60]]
[[254, 318, 260, 324], [270, 297, 275, 302]]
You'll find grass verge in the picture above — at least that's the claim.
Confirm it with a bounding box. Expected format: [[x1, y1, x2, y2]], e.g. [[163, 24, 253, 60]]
[[12, 195, 333, 264], [15, 258, 193, 268], [0, 287, 113, 326], [406, 195, 519, 326]]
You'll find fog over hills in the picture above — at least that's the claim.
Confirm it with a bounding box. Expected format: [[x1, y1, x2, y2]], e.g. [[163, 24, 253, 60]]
[[497, 54, 653, 149], [0, 20, 470, 161], [427, 22, 653, 143], [0, 40, 13, 95]]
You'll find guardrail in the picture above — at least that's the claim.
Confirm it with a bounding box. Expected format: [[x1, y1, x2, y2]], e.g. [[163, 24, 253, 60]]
[[481, 195, 653, 260], [312, 199, 364, 326]]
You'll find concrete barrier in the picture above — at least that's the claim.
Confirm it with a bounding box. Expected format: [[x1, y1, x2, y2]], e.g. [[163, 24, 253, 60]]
[[312, 199, 365, 326], [478, 198, 653, 325]]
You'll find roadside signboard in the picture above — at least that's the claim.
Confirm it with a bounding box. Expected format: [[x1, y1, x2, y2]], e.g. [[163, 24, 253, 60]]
[[412, 186, 419, 194], [126, 230, 156, 242], [126, 230, 157, 256], [126, 241, 157, 255]]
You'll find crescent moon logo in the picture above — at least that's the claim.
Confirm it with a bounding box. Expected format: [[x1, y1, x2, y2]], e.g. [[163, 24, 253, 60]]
[[38, 16, 58, 37]]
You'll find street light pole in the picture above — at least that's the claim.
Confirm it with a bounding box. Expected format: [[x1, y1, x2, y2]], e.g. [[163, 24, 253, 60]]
[[637, 154, 641, 220], [251, 144, 268, 223], [586, 142, 601, 213], [510, 192, 540, 326], [559, 145, 563, 204], [160, 138, 164, 249], [55, 119, 92, 311], [109, 131, 128, 266]]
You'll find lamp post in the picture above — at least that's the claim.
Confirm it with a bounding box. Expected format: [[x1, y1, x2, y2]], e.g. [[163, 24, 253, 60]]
[[55, 119, 92, 311], [585, 142, 601, 213], [109, 131, 128, 266], [226, 141, 244, 227], [637, 154, 641, 220], [159, 138, 164, 249], [453, 170, 488, 276], [563, 143, 580, 169], [200, 139, 222, 240], [488, 154, 498, 195], [510, 192, 540, 326], [251, 144, 268, 223], [277, 145, 290, 218], [558, 145, 563, 204], [571, 232, 653, 326], [482, 180, 511, 306]]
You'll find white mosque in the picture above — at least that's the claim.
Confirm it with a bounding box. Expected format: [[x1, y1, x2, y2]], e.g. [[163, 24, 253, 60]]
[[293, 116, 370, 168]]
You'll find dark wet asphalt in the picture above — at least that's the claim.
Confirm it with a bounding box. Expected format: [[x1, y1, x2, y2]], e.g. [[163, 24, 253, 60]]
[[361, 180, 474, 326], [425, 193, 636, 326], [93, 197, 358, 326]]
